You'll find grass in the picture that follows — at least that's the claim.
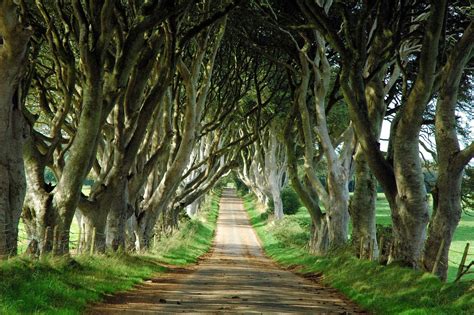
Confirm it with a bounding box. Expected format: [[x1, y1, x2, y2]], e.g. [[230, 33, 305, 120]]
[[0, 190, 221, 314], [244, 194, 474, 315], [368, 193, 474, 282], [152, 191, 220, 265]]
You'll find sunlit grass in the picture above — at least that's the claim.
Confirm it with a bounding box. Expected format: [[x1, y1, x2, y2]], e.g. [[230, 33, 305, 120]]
[[1, 189, 221, 314], [244, 194, 474, 315]]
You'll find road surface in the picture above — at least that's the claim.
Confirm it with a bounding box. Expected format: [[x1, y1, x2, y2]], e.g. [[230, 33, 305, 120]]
[[88, 188, 365, 314]]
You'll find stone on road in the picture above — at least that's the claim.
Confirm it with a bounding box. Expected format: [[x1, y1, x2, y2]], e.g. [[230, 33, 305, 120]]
[[88, 188, 365, 314]]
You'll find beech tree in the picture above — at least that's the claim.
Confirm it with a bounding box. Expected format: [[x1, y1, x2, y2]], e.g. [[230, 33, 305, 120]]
[[22, 0, 189, 255], [0, 0, 32, 257], [423, 21, 474, 280]]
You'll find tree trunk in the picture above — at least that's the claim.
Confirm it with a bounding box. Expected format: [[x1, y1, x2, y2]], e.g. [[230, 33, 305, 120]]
[[79, 208, 108, 254], [0, 0, 31, 257], [136, 209, 159, 251], [350, 150, 378, 259], [389, 142, 430, 267], [422, 173, 462, 280], [106, 179, 130, 251], [422, 22, 474, 279], [186, 198, 201, 217], [22, 193, 54, 255], [327, 197, 349, 248], [309, 214, 329, 255], [265, 131, 286, 220], [349, 53, 387, 259]]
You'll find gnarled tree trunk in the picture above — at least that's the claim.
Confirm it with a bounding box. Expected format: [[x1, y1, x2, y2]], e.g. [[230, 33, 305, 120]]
[[0, 0, 31, 257], [422, 22, 474, 280]]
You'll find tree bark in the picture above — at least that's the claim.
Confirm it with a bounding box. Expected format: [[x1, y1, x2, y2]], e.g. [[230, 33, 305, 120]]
[[350, 150, 378, 258], [349, 53, 388, 259], [0, 0, 31, 257]]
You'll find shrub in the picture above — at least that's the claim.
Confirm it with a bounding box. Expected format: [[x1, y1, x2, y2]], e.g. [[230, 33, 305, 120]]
[[281, 186, 301, 215]]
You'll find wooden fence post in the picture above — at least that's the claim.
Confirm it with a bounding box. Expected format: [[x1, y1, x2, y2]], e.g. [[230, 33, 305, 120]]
[[369, 238, 375, 261], [52, 226, 59, 255], [456, 242, 470, 280], [41, 226, 51, 258], [431, 238, 445, 274], [378, 236, 384, 262], [77, 224, 82, 255], [90, 227, 96, 256]]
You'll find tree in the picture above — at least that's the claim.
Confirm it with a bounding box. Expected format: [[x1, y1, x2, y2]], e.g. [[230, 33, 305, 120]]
[[0, 0, 32, 258], [422, 21, 474, 280]]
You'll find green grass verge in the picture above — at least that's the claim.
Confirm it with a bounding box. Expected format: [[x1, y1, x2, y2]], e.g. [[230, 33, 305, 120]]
[[0, 190, 221, 314], [244, 194, 474, 315], [152, 191, 220, 265]]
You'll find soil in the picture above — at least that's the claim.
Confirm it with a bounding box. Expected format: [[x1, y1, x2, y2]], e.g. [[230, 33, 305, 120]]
[[87, 188, 367, 314]]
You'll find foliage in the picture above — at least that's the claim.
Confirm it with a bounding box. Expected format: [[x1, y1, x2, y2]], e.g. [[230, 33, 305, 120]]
[[231, 171, 250, 195], [244, 194, 474, 314], [281, 185, 301, 215]]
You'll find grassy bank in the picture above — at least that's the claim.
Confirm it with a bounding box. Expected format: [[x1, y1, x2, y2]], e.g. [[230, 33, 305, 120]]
[[244, 195, 474, 315], [0, 190, 221, 314]]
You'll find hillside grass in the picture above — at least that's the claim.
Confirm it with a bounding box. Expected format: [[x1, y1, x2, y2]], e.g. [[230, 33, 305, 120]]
[[0, 190, 221, 314], [244, 194, 474, 315]]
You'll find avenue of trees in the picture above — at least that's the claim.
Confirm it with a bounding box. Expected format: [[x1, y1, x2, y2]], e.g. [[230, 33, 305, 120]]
[[0, 0, 472, 281]]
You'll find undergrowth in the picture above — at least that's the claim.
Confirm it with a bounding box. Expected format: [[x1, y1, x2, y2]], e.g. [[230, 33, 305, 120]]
[[0, 190, 221, 314], [244, 194, 474, 315]]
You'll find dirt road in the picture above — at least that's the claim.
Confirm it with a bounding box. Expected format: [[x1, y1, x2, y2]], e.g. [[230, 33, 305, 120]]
[[88, 188, 365, 314]]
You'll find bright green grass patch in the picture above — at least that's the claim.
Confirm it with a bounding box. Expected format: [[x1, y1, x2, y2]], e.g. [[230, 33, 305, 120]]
[[0, 190, 221, 314], [152, 191, 220, 265], [0, 254, 165, 315], [244, 195, 474, 315]]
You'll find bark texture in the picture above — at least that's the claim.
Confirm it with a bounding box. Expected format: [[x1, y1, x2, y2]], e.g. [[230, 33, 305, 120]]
[[0, 0, 31, 257]]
